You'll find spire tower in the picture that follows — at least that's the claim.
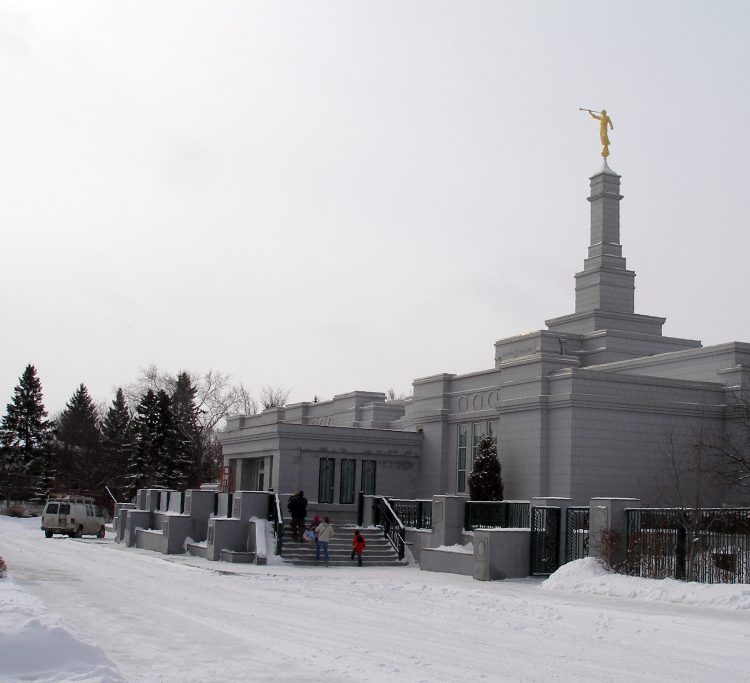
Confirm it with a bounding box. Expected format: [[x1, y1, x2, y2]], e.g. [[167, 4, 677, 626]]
[[574, 160, 635, 314]]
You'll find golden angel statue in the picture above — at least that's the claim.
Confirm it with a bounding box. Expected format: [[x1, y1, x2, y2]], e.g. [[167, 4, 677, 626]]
[[580, 108, 614, 157]]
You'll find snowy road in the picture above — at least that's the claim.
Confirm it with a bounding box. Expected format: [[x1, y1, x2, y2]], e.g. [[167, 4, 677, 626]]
[[1, 516, 749, 682]]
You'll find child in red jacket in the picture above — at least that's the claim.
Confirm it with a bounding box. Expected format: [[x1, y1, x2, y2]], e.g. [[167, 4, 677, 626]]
[[351, 529, 366, 567]]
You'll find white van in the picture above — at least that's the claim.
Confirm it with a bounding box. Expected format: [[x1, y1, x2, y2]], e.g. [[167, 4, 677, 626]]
[[41, 496, 105, 538]]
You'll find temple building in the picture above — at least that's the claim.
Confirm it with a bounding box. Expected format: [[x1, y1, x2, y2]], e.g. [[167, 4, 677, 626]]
[[220, 160, 749, 511]]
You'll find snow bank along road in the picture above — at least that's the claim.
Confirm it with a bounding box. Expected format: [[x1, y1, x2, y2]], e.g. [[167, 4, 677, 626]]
[[1, 516, 749, 683]]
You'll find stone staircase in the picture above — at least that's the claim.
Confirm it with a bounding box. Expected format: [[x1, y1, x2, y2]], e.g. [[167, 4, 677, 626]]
[[281, 525, 408, 567]]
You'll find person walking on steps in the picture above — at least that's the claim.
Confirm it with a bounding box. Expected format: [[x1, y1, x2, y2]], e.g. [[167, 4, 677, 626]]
[[315, 516, 335, 565], [351, 529, 366, 567], [287, 490, 308, 542]]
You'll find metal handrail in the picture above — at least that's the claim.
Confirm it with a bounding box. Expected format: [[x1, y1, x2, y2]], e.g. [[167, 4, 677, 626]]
[[268, 492, 284, 556], [376, 497, 406, 561]]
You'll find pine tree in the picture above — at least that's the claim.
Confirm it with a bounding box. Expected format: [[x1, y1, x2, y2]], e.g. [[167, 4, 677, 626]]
[[127, 389, 160, 499], [171, 372, 202, 488], [101, 388, 133, 500], [57, 384, 102, 491], [0, 365, 54, 502], [32, 449, 57, 503], [153, 389, 179, 489], [468, 434, 504, 501]]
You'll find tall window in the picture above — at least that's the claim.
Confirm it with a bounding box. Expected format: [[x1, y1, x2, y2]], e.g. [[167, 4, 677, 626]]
[[361, 460, 376, 495], [340, 459, 356, 504], [457, 425, 468, 493], [458, 420, 498, 493], [318, 458, 335, 503], [471, 423, 482, 463], [487, 421, 498, 445]]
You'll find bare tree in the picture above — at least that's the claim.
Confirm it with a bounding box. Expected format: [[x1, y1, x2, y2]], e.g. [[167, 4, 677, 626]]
[[259, 385, 290, 410], [124, 366, 262, 484], [646, 422, 733, 580], [229, 383, 259, 417], [714, 389, 750, 491], [386, 388, 407, 402]]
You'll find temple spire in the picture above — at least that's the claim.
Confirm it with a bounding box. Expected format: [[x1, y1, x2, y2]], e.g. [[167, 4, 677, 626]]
[[574, 163, 635, 315]]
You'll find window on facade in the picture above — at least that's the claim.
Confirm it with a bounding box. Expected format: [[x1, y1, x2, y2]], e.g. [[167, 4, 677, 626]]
[[487, 421, 498, 445], [361, 460, 377, 495], [318, 458, 335, 504], [340, 459, 356, 504], [458, 420, 499, 493], [457, 424, 468, 493], [471, 423, 482, 462]]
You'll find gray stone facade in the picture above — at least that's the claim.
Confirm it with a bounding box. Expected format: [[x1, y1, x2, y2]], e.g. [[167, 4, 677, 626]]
[[220, 161, 749, 510]]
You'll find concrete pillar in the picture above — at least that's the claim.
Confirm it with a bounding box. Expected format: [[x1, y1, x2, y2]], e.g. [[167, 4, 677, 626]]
[[431, 495, 466, 548], [167, 491, 184, 513], [144, 489, 161, 515], [206, 517, 247, 561], [163, 515, 192, 554], [231, 491, 269, 520], [216, 492, 231, 517], [588, 497, 640, 568], [184, 490, 216, 543], [473, 529, 531, 580], [362, 496, 377, 527], [113, 502, 136, 537], [123, 510, 151, 547]]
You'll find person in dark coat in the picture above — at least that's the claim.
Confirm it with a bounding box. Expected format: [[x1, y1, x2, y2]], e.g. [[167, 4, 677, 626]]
[[287, 490, 308, 541]]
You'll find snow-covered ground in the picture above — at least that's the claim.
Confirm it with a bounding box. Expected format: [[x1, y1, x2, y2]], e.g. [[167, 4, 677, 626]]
[[1, 516, 749, 683]]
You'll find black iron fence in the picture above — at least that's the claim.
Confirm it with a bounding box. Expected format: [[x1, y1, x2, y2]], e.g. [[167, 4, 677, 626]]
[[530, 506, 561, 575], [626, 507, 750, 584], [565, 506, 589, 563], [389, 499, 432, 529], [464, 501, 531, 530]]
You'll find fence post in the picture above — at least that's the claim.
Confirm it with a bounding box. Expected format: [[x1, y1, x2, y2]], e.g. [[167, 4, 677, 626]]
[[431, 495, 466, 548], [588, 497, 640, 569]]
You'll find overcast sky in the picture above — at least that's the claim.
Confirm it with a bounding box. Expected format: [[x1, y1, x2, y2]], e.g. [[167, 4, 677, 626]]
[[2, 1, 748, 415]]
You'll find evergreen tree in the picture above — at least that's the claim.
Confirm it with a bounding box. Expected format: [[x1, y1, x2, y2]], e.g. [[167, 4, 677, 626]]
[[468, 434, 504, 501], [153, 389, 179, 489], [171, 372, 202, 488], [57, 384, 102, 491], [101, 388, 134, 499], [127, 389, 160, 499], [32, 448, 57, 503], [0, 365, 54, 502]]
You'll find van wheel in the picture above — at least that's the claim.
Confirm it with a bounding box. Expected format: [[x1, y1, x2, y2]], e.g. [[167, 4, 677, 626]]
[[74, 526, 83, 539], [97, 526, 105, 539], [45, 530, 52, 538]]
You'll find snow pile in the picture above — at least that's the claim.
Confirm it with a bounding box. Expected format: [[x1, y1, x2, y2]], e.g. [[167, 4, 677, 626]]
[[542, 558, 750, 611], [432, 543, 474, 554], [0, 577, 124, 682]]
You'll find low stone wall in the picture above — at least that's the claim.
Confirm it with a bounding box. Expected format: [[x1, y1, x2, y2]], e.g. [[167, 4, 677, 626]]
[[123, 510, 151, 547], [136, 528, 167, 553], [419, 548, 474, 575], [186, 543, 207, 558], [405, 529, 432, 562]]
